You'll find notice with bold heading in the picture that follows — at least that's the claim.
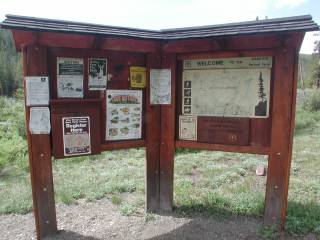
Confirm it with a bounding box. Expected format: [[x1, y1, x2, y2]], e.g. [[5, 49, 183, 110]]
[[57, 58, 84, 98], [106, 90, 142, 141], [150, 69, 171, 104], [179, 115, 197, 141], [25, 76, 49, 106], [130, 66, 146, 88], [88, 58, 107, 90], [182, 57, 272, 118], [29, 107, 51, 134], [63, 116, 91, 156]]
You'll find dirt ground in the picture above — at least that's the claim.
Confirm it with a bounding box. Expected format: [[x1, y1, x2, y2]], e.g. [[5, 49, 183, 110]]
[[0, 198, 317, 240]]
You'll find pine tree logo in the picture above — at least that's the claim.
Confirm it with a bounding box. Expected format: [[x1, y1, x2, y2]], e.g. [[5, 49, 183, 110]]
[[255, 71, 267, 116]]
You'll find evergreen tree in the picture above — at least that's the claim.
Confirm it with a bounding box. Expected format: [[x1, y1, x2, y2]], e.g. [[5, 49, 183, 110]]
[[0, 29, 22, 96], [258, 71, 266, 102]]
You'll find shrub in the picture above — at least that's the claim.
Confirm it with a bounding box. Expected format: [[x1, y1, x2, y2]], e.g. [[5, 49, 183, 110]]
[[302, 90, 320, 111]]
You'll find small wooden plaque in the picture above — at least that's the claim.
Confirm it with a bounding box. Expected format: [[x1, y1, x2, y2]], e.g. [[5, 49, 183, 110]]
[[197, 117, 249, 145]]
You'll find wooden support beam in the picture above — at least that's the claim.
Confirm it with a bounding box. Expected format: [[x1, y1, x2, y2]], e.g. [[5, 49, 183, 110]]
[[159, 54, 176, 211], [264, 46, 296, 229], [23, 45, 57, 239], [145, 53, 161, 211]]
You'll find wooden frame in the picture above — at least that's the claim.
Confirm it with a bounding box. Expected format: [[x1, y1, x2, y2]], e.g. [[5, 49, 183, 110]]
[[11, 24, 305, 239]]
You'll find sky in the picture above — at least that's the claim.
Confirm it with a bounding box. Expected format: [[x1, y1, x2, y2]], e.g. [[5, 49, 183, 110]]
[[0, 0, 319, 53]]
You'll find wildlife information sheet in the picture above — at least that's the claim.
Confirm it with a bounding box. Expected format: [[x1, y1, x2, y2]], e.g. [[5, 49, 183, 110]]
[[106, 90, 142, 141], [57, 58, 84, 98], [63, 116, 91, 156], [88, 58, 107, 90]]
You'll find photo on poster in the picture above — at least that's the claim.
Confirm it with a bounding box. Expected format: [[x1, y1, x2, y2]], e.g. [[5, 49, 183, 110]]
[[29, 107, 51, 134], [88, 58, 107, 90], [150, 69, 171, 104], [130, 66, 146, 88], [179, 115, 197, 141], [106, 90, 142, 141], [26, 76, 49, 106], [63, 116, 91, 156], [57, 58, 84, 98]]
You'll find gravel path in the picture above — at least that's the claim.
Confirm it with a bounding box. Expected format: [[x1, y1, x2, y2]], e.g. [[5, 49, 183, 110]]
[[0, 198, 317, 240]]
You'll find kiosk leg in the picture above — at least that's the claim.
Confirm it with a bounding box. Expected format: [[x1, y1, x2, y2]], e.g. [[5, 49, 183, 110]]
[[23, 45, 57, 239], [264, 48, 297, 229]]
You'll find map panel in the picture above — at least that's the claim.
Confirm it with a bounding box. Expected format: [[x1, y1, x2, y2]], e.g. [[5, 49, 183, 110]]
[[182, 68, 270, 118]]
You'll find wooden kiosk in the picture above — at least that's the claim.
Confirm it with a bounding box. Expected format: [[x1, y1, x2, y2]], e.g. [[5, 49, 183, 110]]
[[1, 14, 319, 239]]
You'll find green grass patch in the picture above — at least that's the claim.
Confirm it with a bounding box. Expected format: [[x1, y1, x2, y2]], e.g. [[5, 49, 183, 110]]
[[1, 95, 320, 238]]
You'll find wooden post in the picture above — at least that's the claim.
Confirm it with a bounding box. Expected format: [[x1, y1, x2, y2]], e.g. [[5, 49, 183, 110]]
[[145, 53, 161, 211], [159, 53, 176, 211], [264, 47, 296, 229], [23, 45, 57, 239]]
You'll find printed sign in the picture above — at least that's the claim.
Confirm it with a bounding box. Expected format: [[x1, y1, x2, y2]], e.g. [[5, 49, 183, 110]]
[[29, 107, 51, 134], [130, 66, 146, 88], [88, 58, 107, 90], [106, 90, 142, 141], [25, 76, 49, 106], [183, 56, 272, 70], [63, 116, 91, 156], [57, 58, 84, 98], [182, 58, 271, 118], [150, 69, 171, 104], [179, 115, 197, 141]]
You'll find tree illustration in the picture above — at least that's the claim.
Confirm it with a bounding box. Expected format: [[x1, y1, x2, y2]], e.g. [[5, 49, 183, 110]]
[[258, 71, 266, 102]]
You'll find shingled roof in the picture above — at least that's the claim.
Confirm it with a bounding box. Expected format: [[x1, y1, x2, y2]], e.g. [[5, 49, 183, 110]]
[[1, 14, 319, 40]]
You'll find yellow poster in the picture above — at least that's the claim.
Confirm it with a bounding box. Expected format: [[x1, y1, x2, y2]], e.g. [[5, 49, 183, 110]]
[[130, 66, 146, 88]]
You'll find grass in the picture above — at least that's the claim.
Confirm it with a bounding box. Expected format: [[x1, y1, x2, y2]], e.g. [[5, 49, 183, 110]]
[[0, 95, 320, 238]]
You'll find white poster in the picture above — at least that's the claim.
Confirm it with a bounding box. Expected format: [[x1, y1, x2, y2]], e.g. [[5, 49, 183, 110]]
[[88, 58, 107, 90], [57, 58, 84, 98], [25, 76, 49, 106], [179, 115, 197, 141], [29, 107, 51, 134], [106, 90, 142, 141], [150, 69, 171, 104]]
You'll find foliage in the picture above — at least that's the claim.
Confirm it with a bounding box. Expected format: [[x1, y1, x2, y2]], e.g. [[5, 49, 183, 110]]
[[0, 96, 27, 170], [298, 54, 319, 88], [0, 29, 22, 96], [302, 89, 320, 111]]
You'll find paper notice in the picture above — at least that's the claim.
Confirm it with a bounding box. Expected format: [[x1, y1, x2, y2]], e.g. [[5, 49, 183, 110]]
[[150, 69, 171, 104], [25, 76, 49, 106], [29, 107, 51, 134], [88, 58, 107, 90], [57, 58, 84, 98], [179, 115, 197, 141]]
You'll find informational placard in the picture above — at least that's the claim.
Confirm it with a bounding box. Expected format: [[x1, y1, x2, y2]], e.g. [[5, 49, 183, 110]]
[[179, 115, 197, 141], [88, 58, 107, 90], [25, 76, 49, 106], [29, 107, 51, 134], [106, 90, 142, 141], [57, 58, 84, 98], [63, 116, 91, 156], [150, 69, 171, 104], [182, 57, 272, 118], [130, 66, 146, 88], [183, 56, 272, 70]]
